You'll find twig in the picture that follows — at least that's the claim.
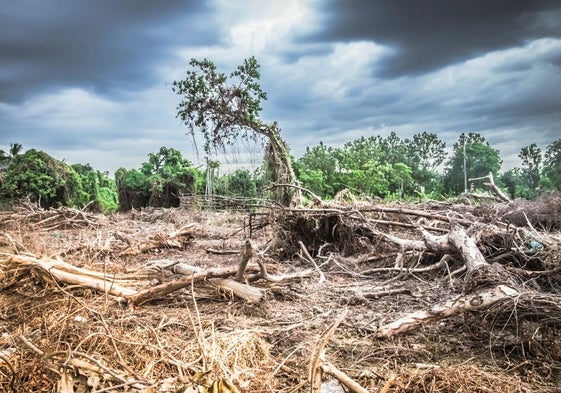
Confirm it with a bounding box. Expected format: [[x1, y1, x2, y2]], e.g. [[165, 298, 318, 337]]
[[298, 241, 326, 285], [309, 309, 348, 393], [321, 360, 369, 393]]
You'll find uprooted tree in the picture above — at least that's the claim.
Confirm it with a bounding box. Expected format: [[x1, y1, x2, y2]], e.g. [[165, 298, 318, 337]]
[[172, 57, 296, 206]]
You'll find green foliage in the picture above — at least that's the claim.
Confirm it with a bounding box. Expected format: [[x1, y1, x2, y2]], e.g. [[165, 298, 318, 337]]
[[411, 132, 447, 171], [0, 143, 23, 166], [442, 133, 502, 195], [543, 138, 561, 190], [295, 133, 443, 200], [0, 148, 117, 212], [173, 57, 268, 154], [294, 142, 338, 197], [215, 169, 258, 198], [500, 168, 536, 199], [519, 143, 542, 190], [70, 163, 119, 213], [0, 149, 68, 208], [116, 147, 203, 210]]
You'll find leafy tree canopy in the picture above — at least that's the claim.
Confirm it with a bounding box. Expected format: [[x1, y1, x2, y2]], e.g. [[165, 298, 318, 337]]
[[173, 57, 295, 205], [116, 147, 203, 210], [443, 133, 502, 195], [0, 148, 117, 212]]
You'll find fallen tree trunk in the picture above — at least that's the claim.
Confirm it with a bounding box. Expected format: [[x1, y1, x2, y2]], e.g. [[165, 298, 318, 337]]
[[124, 264, 263, 305], [4, 254, 137, 297], [2, 253, 264, 305], [174, 263, 264, 304], [376, 284, 519, 338]]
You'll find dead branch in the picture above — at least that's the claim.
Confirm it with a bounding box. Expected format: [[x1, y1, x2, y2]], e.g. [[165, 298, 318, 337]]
[[321, 361, 369, 393], [376, 284, 520, 338], [174, 262, 264, 304], [469, 172, 511, 203], [128, 263, 262, 305], [362, 254, 453, 275], [309, 310, 348, 393], [4, 254, 137, 297], [115, 224, 195, 256], [298, 241, 326, 285], [17, 334, 150, 390], [247, 256, 316, 283], [235, 240, 254, 282]]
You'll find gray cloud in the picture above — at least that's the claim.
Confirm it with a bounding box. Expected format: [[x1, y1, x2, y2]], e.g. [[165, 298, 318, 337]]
[[311, 0, 561, 77], [0, 0, 214, 103], [1, 0, 560, 175]]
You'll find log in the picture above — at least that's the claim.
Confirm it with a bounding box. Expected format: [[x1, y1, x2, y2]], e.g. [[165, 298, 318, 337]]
[[6, 254, 137, 297], [175, 263, 264, 304], [128, 263, 264, 305], [375, 222, 521, 338], [447, 222, 487, 272], [376, 284, 519, 338]]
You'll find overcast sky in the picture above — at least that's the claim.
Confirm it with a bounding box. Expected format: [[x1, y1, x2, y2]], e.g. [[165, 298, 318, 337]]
[[1, 0, 561, 175]]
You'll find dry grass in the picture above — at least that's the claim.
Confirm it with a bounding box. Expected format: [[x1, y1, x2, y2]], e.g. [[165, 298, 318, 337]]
[[1, 203, 560, 392]]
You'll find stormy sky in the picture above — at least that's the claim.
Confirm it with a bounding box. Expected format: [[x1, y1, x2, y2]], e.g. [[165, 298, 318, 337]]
[[1, 0, 560, 174]]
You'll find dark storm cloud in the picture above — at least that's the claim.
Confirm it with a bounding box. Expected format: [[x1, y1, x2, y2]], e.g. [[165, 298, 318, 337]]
[[0, 0, 215, 103], [312, 0, 561, 77]]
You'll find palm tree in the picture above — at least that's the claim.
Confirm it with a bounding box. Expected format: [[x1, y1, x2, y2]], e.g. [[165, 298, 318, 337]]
[[0, 143, 23, 165]]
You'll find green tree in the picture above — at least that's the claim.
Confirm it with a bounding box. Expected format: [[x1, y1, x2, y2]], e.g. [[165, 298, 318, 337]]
[[71, 163, 118, 212], [443, 133, 502, 195], [216, 169, 258, 198], [500, 168, 536, 199], [173, 57, 295, 205], [295, 142, 338, 197], [519, 143, 542, 191], [410, 132, 447, 172], [1, 149, 76, 208], [380, 132, 410, 166], [543, 138, 561, 190], [0, 143, 23, 166], [116, 147, 202, 210]]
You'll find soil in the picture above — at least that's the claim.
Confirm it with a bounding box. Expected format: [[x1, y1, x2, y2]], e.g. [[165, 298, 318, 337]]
[[1, 201, 560, 392]]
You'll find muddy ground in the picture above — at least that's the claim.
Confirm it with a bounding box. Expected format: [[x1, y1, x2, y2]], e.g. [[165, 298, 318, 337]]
[[1, 200, 560, 392]]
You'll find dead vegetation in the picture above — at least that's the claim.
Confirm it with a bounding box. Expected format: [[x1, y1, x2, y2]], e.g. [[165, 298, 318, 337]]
[[1, 195, 561, 392]]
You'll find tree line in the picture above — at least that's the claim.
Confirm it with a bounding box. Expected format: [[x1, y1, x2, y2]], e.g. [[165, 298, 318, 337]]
[[1, 133, 560, 212], [296, 132, 561, 201]]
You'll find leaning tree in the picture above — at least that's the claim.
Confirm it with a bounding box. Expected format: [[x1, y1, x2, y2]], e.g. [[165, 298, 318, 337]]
[[172, 57, 296, 205]]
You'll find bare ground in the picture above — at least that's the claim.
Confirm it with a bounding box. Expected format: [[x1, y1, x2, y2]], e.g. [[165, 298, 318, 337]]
[[1, 200, 560, 392]]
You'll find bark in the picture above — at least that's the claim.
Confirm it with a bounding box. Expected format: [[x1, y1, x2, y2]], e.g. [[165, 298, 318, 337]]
[[375, 222, 522, 338], [469, 172, 511, 203], [128, 263, 263, 305], [174, 263, 264, 304], [376, 285, 519, 338], [6, 254, 137, 297], [235, 240, 254, 282], [115, 224, 195, 256]]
